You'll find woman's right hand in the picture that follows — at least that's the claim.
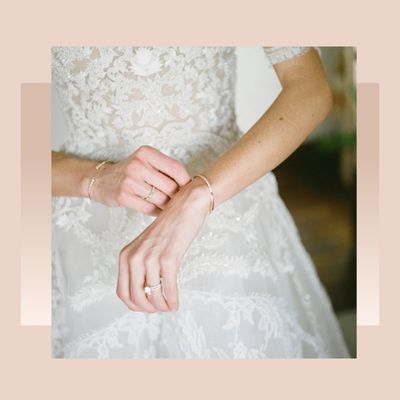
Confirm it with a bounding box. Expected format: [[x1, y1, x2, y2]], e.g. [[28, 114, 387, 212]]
[[86, 145, 191, 216]]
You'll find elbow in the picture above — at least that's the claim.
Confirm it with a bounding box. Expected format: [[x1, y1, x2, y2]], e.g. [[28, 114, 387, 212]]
[[318, 79, 334, 119]]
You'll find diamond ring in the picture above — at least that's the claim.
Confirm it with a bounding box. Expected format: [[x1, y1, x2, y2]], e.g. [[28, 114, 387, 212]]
[[144, 281, 162, 296]]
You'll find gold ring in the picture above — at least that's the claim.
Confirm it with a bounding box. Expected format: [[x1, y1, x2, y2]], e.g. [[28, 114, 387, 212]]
[[142, 185, 155, 201]]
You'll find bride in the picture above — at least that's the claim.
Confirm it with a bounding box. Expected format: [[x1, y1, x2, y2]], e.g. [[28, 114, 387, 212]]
[[51, 46, 350, 358]]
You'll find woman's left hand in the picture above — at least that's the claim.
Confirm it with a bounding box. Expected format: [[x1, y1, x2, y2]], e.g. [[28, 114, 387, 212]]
[[116, 177, 211, 312]]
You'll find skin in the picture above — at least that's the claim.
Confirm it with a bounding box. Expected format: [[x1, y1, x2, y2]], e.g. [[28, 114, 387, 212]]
[[52, 145, 192, 216], [116, 48, 334, 313]]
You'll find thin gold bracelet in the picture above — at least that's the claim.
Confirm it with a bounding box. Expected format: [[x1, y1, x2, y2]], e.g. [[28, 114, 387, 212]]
[[193, 174, 215, 214], [87, 160, 114, 201]]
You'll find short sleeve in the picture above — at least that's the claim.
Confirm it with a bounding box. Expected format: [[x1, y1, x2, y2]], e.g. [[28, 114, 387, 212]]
[[262, 47, 321, 66]]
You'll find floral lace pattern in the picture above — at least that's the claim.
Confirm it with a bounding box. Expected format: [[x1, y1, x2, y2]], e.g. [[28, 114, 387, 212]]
[[263, 46, 321, 66], [52, 46, 349, 358]]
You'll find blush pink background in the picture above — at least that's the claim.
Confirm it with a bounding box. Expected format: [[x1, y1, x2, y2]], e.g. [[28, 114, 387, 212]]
[[6, 0, 396, 398]]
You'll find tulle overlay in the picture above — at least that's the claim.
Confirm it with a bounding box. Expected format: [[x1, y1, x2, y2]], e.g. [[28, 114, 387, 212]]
[[52, 46, 349, 358]]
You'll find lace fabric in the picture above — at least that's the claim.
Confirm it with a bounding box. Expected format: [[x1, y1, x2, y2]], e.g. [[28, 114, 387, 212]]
[[51, 46, 349, 358], [263, 46, 321, 66]]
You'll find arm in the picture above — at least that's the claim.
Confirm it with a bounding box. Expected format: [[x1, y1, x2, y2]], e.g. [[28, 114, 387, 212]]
[[52, 150, 98, 197], [52, 147, 191, 216], [201, 47, 333, 208], [117, 48, 334, 313]]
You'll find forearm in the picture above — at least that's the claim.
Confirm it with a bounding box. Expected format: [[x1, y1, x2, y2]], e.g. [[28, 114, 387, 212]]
[[199, 79, 333, 208], [52, 151, 98, 197]]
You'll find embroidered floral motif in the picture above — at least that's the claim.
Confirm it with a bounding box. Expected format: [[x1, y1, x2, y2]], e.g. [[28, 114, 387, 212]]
[[129, 47, 163, 77], [62, 290, 323, 359]]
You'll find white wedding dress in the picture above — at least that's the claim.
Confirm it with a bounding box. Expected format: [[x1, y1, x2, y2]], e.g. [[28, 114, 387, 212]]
[[51, 46, 350, 358]]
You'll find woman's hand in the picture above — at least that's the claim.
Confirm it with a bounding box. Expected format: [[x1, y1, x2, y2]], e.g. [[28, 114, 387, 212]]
[[116, 177, 211, 312], [87, 145, 191, 216]]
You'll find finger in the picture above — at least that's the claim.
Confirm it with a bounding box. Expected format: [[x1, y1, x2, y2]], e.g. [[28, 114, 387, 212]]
[[159, 255, 179, 311], [118, 191, 162, 216], [141, 165, 180, 198], [116, 253, 142, 311], [129, 257, 158, 313], [138, 146, 191, 187], [144, 257, 170, 312], [123, 177, 170, 209]]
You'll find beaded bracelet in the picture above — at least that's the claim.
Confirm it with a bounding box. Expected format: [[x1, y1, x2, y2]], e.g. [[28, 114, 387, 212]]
[[192, 174, 215, 214], [87, 160, 114, 200]]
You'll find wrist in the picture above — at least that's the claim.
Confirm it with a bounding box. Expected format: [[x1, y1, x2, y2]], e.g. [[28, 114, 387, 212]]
[[78, 159, 113, 199], [78, 161, 97, 198], [178, 177, 212, 216]]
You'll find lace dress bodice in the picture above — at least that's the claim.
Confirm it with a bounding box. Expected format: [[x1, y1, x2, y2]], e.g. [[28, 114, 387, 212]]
[[51, 46, 317, 166]]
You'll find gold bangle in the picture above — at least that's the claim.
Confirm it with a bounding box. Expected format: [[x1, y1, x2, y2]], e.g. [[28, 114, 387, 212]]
[[87, 160, 114, 201], [193, 174, 215, 214]]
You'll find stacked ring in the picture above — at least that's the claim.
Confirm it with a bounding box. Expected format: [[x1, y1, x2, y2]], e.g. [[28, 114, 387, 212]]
[[141, 185, 155, 201], [144, 281, 162, 296]]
